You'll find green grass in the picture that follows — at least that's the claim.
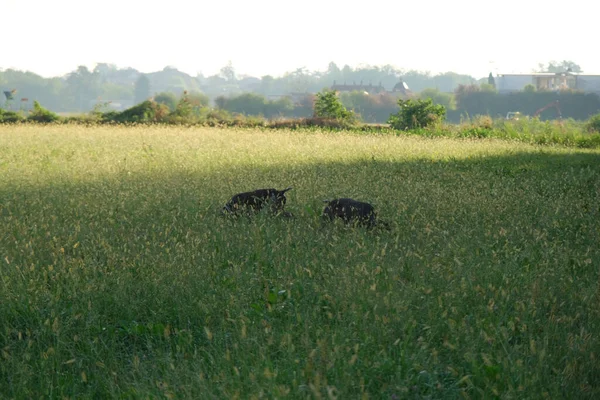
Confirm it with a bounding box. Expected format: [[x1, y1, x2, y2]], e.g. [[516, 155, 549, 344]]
[[1, 125, 599, 399], [392, 117, 600, 149]]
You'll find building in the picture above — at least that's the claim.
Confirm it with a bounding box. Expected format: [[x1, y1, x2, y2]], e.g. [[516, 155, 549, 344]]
[[496, 72, 600, 94], [572, 74, 600, 93], [330, 79, 413, 97], [390, 79, 413, 97], [331, 81, 386, 95]]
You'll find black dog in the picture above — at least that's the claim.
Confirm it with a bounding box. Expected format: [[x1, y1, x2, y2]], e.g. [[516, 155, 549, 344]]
[[322, 198, 377, 229], [223, 187, 293, 216]]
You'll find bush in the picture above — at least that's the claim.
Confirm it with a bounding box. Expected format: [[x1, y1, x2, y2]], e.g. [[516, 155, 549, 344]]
[[167, 92, 199, 122], [388, 98, 446, 130], [267, 117, 356, 130], [27, 101, 60, 123], [202, 108, 234, 125], [313, 89, 356, 123], [106, 100, 170, 123], [0, 108, 25, 123], [586, 114, 600, 133]]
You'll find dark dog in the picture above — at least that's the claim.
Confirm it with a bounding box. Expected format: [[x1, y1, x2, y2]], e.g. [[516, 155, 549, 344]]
[[223, 187, 293, 216], [322, 198, 377, 229]]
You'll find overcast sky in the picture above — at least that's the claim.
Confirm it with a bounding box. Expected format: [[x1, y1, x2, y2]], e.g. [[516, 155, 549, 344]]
[[3, 0, 596, 79]]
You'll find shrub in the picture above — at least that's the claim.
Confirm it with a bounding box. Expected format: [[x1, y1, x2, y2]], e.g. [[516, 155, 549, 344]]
[[106, 100, 170, 123], [471, 115, 494, 130], [388, 98, 446, 130], [163, 91, 213, 124], [313, 89, 356, 123], [267, 117, 356, 130], [168, 92, 197, 121], [27, 101, 60, 123], [0, 108, 25, 123], [586, 114, 600, 133], [201, 108, 235, 127]]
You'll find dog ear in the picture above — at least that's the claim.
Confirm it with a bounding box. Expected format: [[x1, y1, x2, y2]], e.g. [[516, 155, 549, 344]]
[[281, 187, 293, 194]]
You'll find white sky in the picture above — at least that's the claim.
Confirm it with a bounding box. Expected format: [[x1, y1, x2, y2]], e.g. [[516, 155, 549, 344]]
[[2, 0, 597, 79]]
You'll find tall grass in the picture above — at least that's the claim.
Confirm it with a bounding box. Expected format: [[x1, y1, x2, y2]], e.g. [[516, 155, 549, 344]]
[[394, 117, 600, 149], [6, 110, 600, 149], [1, 125, 599, 398]]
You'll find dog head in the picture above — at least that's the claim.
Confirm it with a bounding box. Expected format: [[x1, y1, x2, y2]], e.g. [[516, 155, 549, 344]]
[[269, 187, 293, 211]]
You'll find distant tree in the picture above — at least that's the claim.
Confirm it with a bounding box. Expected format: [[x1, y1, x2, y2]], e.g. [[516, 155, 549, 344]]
[[220, 61, 236, 82], [284, 67, 314, 93], [480, 83, 497, 92], [93, 63, 118, 82], [488, 72, 496, 88], [101, 83, 134, 102], [291, 94, 316, 118], [134, 75, 151, 104], [66, 66, 101, 111], [341, 65, 353, 80], [258, 75, 275, 95], [186, 91, 210, 108], [326, 62, 342, 82], [205, 75, 228, 94], [216, 93, 266, 116], [339, 91, 399, 123], [327, 62, 341, 74], [340, 91, 372, 113], [429, 72, 471, 93], [454, 84, 496, 115], [419, 88, 456, 110], [264, 97, 294, 118], [536, 60, 582, 73], [153, 92, 178, 111]]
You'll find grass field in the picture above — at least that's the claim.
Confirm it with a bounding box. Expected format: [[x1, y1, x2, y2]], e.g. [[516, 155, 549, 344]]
[[1, 125, 599, 399]]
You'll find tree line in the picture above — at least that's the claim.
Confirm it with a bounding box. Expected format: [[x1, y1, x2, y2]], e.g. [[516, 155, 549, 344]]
[[2, 60, 598, 122], [0, 62, 477, 113]]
